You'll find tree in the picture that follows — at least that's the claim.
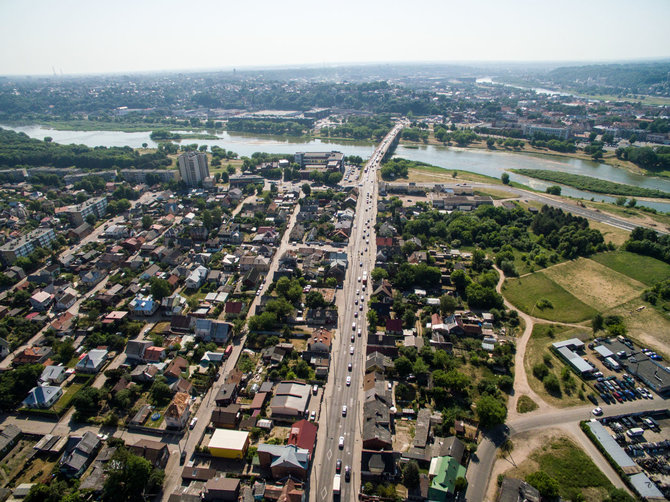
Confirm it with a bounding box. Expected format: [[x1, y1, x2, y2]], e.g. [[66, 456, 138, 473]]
[[526, 471, 559, 498], [150, 277, 172, 300], [301, 183, 311, 196], [305, 291, 326, 309], [501, 172, 510, 185], [367, 309, 378, 330], [371, 267, 389, 282], [487, 138, 496, 149], [604, 488, 635, 502], [85, 213, 96, 225], [403, 461, 420, 489], [591, 313, 604, 333], [543, 374, 561, 395], [103, 447, 160, 502], [615, 196, 627, 206], [475, 395, 507, 428], [142, 214, 154, 230], [394, 356, 413, 377], [454, 477, 468, 493], [440, 294, 459, 315], [546, 185, 561, 195], [450, 269, 468, 292]]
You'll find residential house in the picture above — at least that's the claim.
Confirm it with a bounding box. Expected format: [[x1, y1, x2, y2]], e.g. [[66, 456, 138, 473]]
[[144, 346, 166, 363], [30, 291, 53, 311], [211, 404, 241, 429], [130, 364, 158, 383], [39, 365, 67, 385], [194, 319, 232, 345], [427, 456, 467, 502], [0, 425, 21, 460], [203, 478, 240, 502], [125, 340, 153, 362], [286, 419, 318, 459], [164, 356, 189, 381], [23, 386, 63, 408], [129, 439, 170, 469], [214, 383, 238, 407], [257, 444, 310, 480], [75, 349, 108, 374], [14, 346, 52, 365], [164, 392, 191, 429], [60, 432, 101, 478], [185, 265, 208, 290]]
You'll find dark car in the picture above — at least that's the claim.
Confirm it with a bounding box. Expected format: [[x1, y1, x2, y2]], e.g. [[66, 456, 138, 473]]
[[336, 459, 342, 473], [345, 465, 351, 482], [587, 394, 598, 405], [180, 450, 187, 465]]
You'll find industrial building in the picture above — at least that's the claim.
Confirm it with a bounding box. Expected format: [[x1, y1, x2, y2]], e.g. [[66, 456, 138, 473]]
[[208, 429, 250, 459], [294, 151, 344, 173], [552, 338, 595, 376]]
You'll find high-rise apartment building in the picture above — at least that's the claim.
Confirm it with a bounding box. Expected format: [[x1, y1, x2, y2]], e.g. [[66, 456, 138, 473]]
[[178, 152, 210, 187]]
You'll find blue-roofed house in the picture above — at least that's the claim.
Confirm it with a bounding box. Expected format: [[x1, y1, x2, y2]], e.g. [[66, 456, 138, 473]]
[[23, 386, 63, 409], [131, 295, 158, 317], [257, 444, 310, 480]]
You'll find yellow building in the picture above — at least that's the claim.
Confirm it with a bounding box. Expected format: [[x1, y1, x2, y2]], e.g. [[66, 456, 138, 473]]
[[208, 429, 250, 459]]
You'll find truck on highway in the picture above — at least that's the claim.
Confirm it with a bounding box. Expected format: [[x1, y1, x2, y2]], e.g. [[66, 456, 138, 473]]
[[333, 474, 341, 496], [362, 271, 367, 285]]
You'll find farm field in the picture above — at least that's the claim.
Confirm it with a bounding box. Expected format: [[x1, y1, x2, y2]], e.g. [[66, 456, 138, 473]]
[[542, 258, 646, 312], [503, 273, 597, 323]]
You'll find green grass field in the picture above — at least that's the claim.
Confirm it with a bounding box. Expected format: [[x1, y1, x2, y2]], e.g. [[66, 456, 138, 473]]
[[503, 273, 598, 322], [516, 395, 539, 414], [590, 250, 670, 286], [53, 382, 85, 413], [534, 436, 613, 500]]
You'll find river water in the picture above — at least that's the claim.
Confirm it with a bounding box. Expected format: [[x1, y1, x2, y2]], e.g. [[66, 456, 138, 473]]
[[5, 124, 670, 212]]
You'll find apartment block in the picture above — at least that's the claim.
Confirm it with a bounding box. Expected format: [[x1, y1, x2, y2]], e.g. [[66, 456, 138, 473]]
[[0, 227, 57, 264], [178, 152, 210, 187], [64, 196, 108, 226]]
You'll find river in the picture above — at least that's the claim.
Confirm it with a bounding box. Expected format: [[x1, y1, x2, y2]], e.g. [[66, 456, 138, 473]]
[[5, 124, 670, 212]]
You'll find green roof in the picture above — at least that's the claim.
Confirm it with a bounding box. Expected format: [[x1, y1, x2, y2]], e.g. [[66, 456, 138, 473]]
[[428, 456, 466, 502]]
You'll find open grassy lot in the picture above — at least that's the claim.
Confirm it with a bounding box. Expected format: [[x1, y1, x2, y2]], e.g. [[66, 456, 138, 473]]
[[53, 382, 85, 414], [504, 435, 614, 502], [524, 324, 590, 408], [404, 165, 501, 184], [503, 273, 598, 323], [591, 250, 670, 286], [604, 297, 670, 358], [542, 258, 646, 311], [587, 222, 630, 247], [516, 395, 538, 414]]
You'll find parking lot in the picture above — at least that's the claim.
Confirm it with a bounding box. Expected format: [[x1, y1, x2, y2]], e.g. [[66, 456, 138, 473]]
[[599, 410, 670, 496], [579, 336, 669, 407]]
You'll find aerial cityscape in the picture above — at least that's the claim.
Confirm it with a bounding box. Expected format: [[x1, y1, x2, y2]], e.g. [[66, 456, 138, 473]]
[[0, 1, 669, 502]]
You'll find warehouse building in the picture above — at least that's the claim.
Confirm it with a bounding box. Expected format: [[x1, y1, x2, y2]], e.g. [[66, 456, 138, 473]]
[[208, 429, 249, 459]]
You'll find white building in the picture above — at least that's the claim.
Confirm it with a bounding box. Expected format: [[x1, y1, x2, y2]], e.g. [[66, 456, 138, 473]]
[[178, 152, 209, 187]]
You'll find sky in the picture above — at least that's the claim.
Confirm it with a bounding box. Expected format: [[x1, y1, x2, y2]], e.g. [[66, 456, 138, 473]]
[[1, 0, 669, 76]]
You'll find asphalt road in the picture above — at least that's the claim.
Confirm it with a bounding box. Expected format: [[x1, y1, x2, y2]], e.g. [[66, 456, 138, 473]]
[[310, 124, 404, 502], [385, 180, 668, 234], [465, 398, 667, 502]]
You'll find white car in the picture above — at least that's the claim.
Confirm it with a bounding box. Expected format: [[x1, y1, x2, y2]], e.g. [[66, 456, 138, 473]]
[[350, 345, 355, 354], [339, 435, 345, 447], [342, 406, 347, 416], [592, 407, 603, 416], [346, 376, 351, 386], [310, 410, 316, 421]]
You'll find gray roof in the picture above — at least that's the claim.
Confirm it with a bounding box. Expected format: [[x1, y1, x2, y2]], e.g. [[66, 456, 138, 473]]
[[628, 472, 664, 500], [556, 346, 593, 374], [586, 421, 636, 469], [593, 345, 614, 358], [23, 386, 61, 407], [552, 338, 585, 349]]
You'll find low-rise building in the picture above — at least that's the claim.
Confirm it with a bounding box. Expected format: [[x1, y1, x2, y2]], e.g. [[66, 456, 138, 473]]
[[208, 429, 249, 459]]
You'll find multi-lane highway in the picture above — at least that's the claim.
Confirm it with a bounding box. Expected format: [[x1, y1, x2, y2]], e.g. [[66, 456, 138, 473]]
[[310, 123, 403, 501]]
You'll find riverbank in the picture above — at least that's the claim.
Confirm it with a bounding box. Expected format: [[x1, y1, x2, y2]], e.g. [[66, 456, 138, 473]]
[[512, 169, 670, 199], [398, 137, 649, 177]]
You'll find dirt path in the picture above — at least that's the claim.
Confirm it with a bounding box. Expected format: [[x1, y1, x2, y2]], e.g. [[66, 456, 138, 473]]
[[493, 265, 554, 420]]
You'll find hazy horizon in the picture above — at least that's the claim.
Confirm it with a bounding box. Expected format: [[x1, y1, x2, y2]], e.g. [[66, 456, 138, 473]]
[[1, 0, 669, 77]]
